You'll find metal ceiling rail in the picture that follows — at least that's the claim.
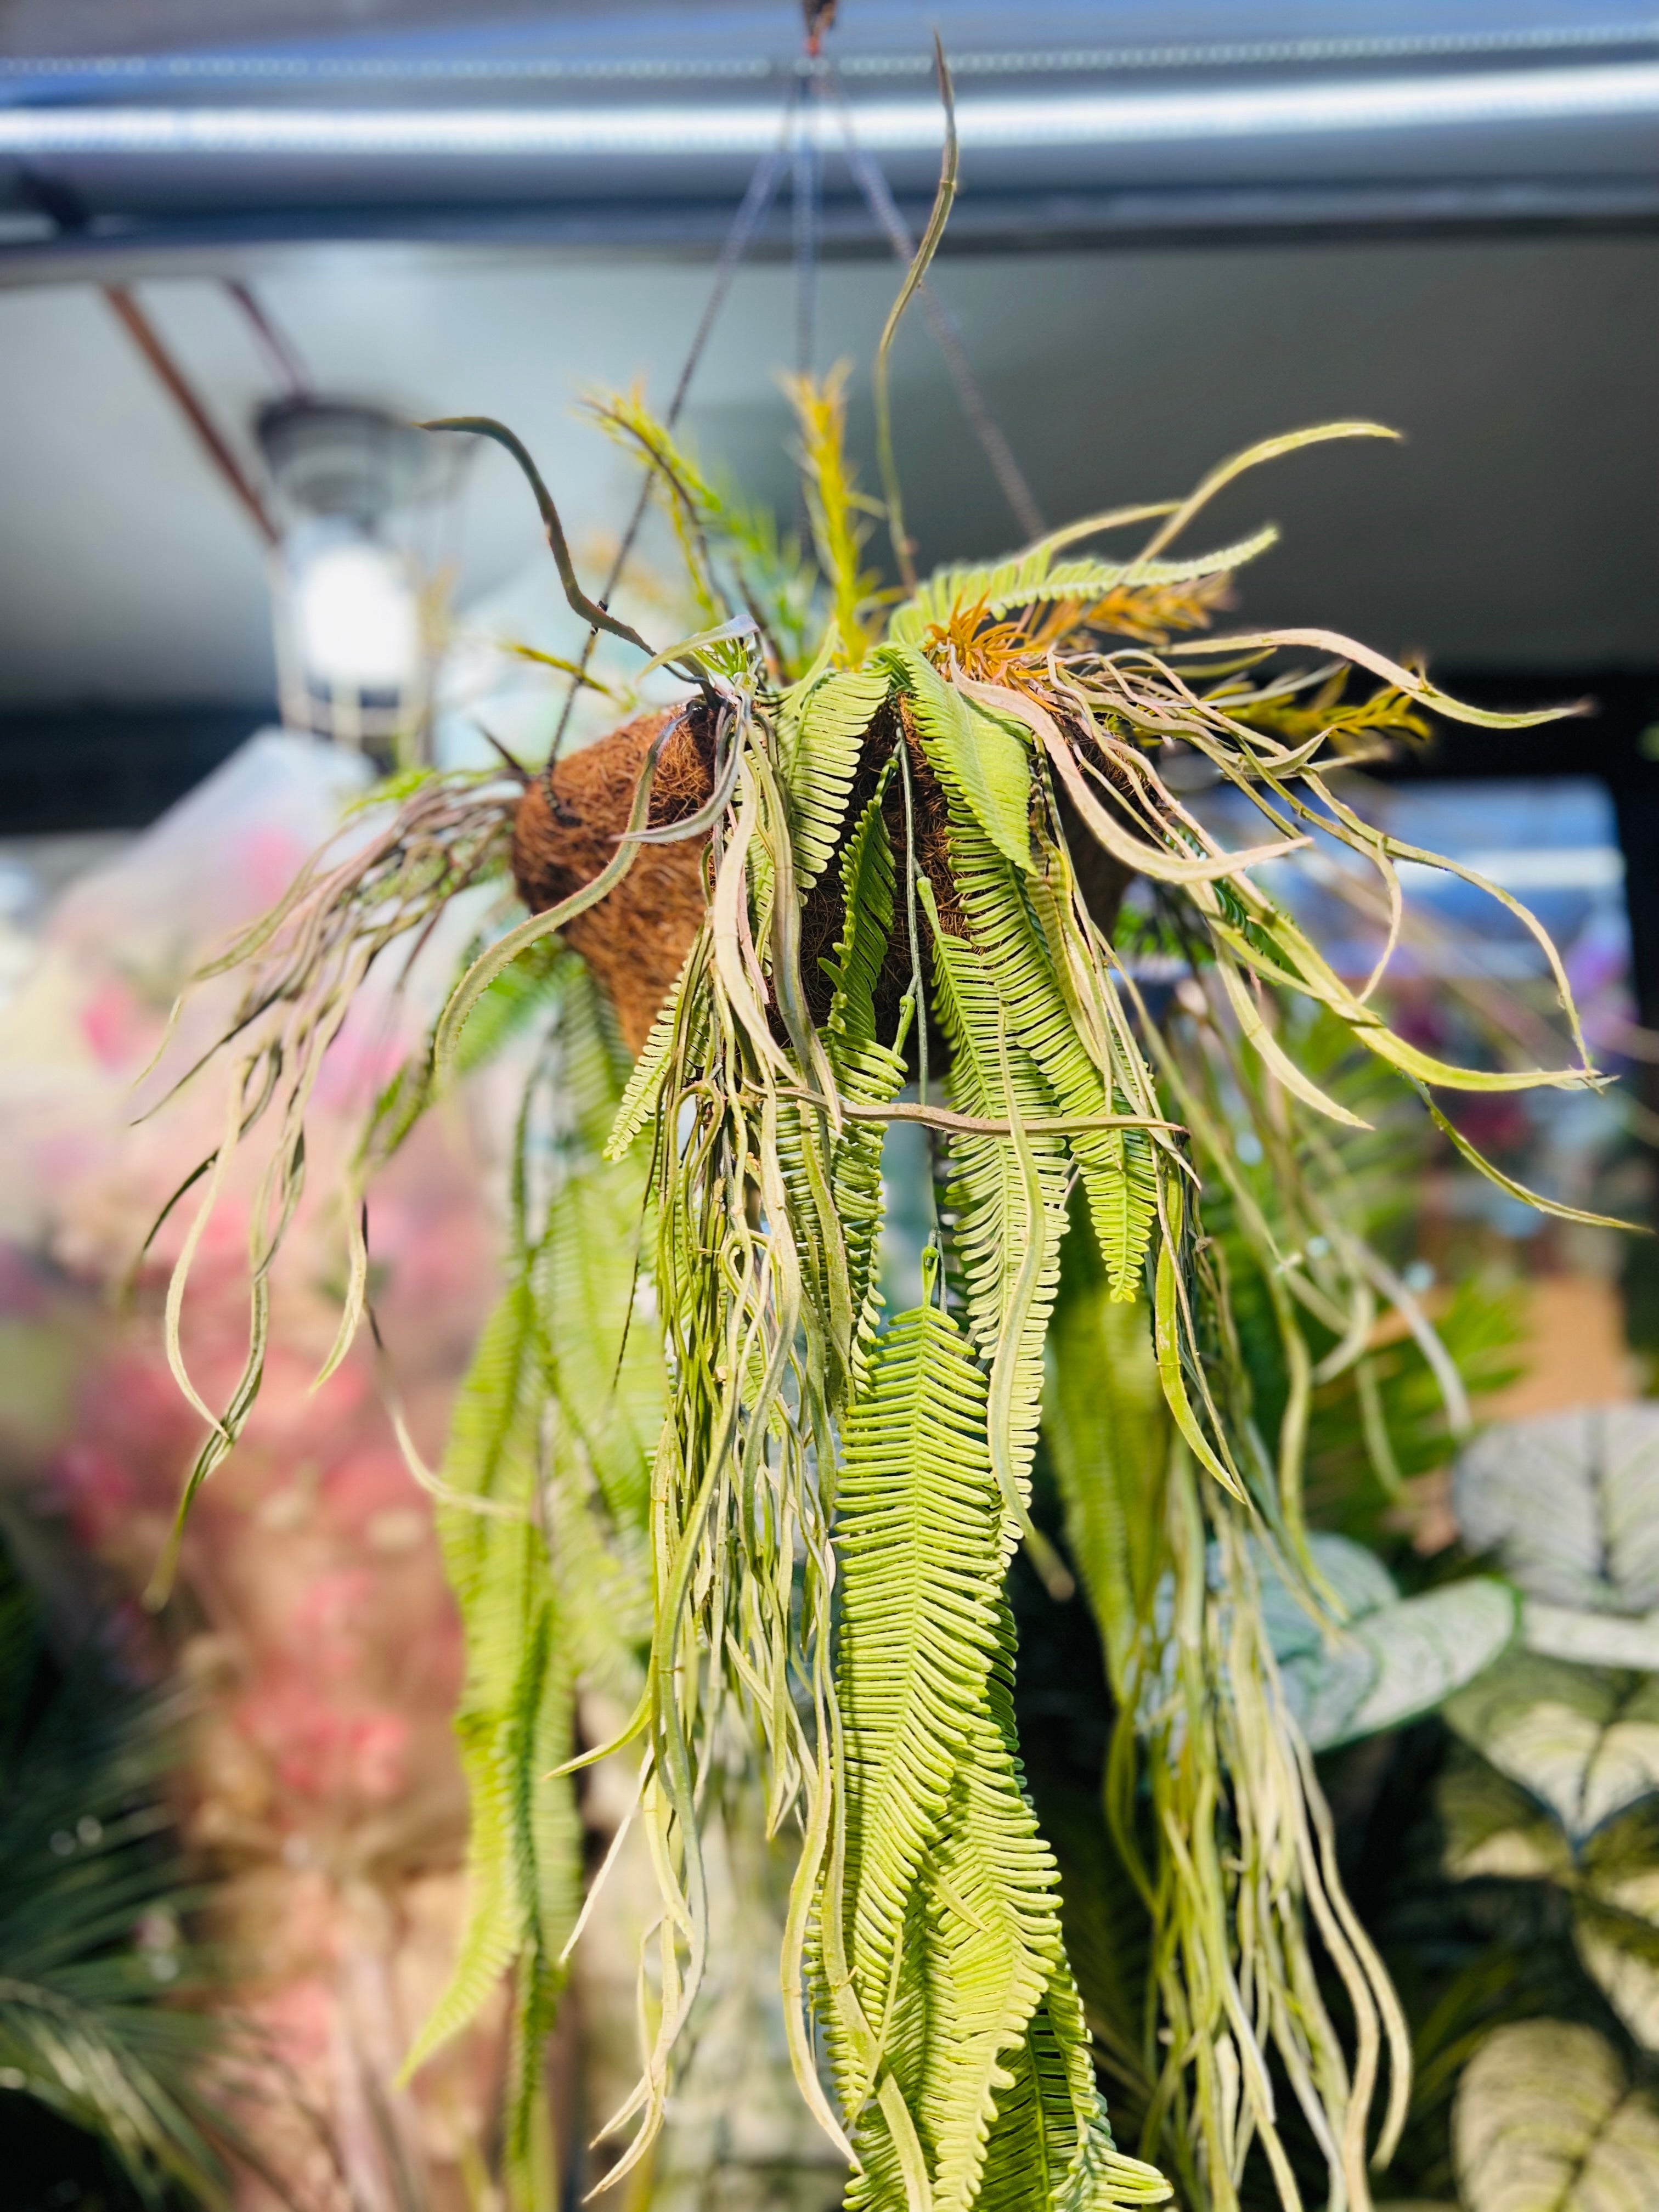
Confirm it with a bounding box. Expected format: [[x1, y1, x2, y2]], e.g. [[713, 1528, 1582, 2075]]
[[5, 61, 1659, 157], [5, 46, 1659, 266], [2, 21, 1658, 87]]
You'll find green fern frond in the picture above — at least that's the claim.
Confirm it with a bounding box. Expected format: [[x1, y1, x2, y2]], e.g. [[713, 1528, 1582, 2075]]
[[1024, 865, 1158, 1303], [499, 1606, 580, 2203], [941, 808, 1153, 1307], [537, 1166, 662, 1536], [1043, 1269, 1169, 1699], [888, 528, 1278, 645], [883, 646, 1032, 873], [414, 956, 663, 2087], [606, 936, 706, 1161], [407, 1284, 549, 2076], [822, 786, 908, 1356], [917, 1698, 1068, 2212], [830, 1300, 1010, 2095], [923, 880, 1070, 1499], [832, 1299, 1165, 2210], [777, 665, 893, 893], [821, 780, 902, 1094]]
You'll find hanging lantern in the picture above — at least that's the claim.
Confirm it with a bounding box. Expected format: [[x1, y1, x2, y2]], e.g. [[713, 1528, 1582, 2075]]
[[257, 398, 467, 766]]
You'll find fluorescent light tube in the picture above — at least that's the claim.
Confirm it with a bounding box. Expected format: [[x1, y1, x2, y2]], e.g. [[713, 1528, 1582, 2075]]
[[2, 62, 1658, 160]]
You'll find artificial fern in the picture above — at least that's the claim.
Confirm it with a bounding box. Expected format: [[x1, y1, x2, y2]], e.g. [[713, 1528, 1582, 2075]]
[[146, 225, 1622, 2211], [781, 663, 895, 892], [826, 1288, 1165, 2211], [407, 957, 657, 2200], [885, 528, 1281, 646]]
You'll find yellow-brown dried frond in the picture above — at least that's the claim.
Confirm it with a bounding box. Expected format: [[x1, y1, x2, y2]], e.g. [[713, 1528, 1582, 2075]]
[[1234, 668, 1433, 758], [923, 595, 1082, 685], [1085, 569, 1234, 645], [778, 360, 884, 658]]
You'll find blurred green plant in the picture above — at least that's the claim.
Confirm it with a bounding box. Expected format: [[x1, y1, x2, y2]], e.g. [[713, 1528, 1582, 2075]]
[[0, 1532, 246, 2209]]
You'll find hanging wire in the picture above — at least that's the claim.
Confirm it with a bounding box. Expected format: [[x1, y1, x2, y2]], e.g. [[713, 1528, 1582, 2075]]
[[548, 19, 1042, 762], [104, 286, 279, 545], [546, 83, 799, 766], [223, 279, 311, 398], [793, 65, 823, 380], [828, 69, 1045, 540]]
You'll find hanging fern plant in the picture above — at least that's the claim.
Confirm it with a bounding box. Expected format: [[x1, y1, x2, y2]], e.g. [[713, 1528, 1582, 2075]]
[[139, 108, 1634, 2212]]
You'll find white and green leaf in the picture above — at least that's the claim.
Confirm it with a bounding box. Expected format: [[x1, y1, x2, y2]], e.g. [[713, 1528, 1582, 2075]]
[[1445, 1653, 1659, 1841], [1453, 2021, 1659, 2212]]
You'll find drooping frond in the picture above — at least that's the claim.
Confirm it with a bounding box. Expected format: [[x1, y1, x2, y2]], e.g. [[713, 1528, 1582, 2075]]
[[405, 1283, 572, 2079], [1023, 855, 1159, 1302], [149, 379, 1622, 2212], [821, 784, 909, 1361], [1043, 1265, 1170, 1698], [830, 1293, 1170, 2211], [884, 643, 1032, 872], [407, 961, 658, 2194], [829, 1297, 1008, 2075], [606, 934, 708, 1163], [924, 889, 1070, 1512]]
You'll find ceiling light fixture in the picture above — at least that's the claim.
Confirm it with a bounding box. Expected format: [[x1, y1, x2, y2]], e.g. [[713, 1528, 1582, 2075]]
[[258, 398, 468, 765]]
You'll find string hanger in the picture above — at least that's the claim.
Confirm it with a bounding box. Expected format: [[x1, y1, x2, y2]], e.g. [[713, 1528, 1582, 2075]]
[[549, 6, 1039, 757], [802, 2, 839, 58]]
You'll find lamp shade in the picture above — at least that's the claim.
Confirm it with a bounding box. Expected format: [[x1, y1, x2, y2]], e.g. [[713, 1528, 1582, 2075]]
[[257, 397, 466, 764]]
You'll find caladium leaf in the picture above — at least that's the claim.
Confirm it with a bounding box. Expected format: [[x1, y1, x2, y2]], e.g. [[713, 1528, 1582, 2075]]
[[1453, 2020, 1659, 2212], [1444, 1654, 1659, 1842], [1438, 1745, 1574, 1884], [1521, 1602, 1659, 1672], [1256, 1533, 1517, 1752], [1138, 1536, 1516, 1751], [1574, 1862, 1659, 2052], [1441, 1749, 1659, 2053], [1455, 1404, 1659, 1617]]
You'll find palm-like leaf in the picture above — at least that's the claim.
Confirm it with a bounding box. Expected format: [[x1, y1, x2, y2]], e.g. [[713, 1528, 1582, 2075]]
[[0, 1548, 241, 2209]]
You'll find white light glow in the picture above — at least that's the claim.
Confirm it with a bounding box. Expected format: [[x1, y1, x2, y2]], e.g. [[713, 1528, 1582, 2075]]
[[292, 540, 420, 691], [2, 62, 1658, 160]]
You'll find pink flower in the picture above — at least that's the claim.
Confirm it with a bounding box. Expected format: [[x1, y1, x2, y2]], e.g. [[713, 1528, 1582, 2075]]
[[235, 1675, 409, 1805], [320, 1446, 420, 1539], [289, 1568, 377, 1675], [51, 1439, 141, 1549], [79, 977, 149, 1069], [348, 1709, 411, 1801]]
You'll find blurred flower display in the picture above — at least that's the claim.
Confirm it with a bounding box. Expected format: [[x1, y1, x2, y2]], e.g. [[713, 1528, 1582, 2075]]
[[0, 735, 511, 2209]]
